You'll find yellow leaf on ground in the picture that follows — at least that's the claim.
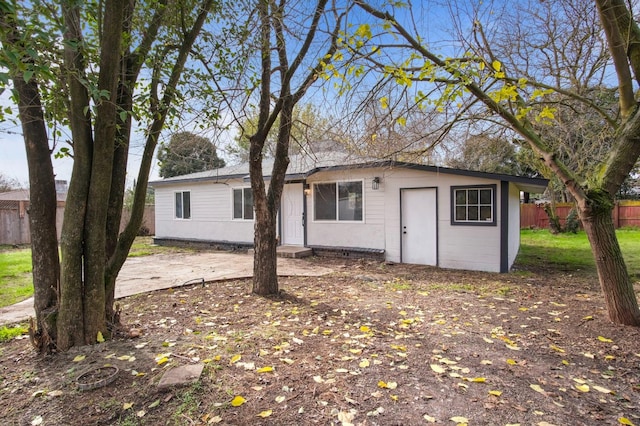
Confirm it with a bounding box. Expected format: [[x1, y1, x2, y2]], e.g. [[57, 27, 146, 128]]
[[592, 385, 613, 394], [483, 337, 494, 344], [256, 410, 272, 418], [230, 354, 241, 364], [423, 414, 436, 422], [360, 325, 370, 332], [506, 359, 517, 365], [257, 366, 274, 373], [123, 402, 133, 410], [467, 377, 486, 383], [598, 336, 613, 343], [359, 359, 370, 368], [430, 364, 446, 374], [619, 418, 635, 426], [96, 331, 105, 343], [72, 355, 85, 362], [575, 384, 590, 392], [230, 396, 246, 407], [489, 390, 503, 397], [451, 416, 469, 423], [549, 345, 565, 353], [530, 384, 546, 395]]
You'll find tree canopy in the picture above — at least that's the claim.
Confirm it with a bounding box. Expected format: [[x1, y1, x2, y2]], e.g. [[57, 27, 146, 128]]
[[158, 131, 225, 178]]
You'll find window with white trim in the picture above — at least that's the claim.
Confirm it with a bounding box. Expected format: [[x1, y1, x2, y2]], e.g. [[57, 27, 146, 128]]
[[175, 191, 191, 219], [313, 181, 363, 221], [233, 187, 254, 220], [451, 185, 496, 225]]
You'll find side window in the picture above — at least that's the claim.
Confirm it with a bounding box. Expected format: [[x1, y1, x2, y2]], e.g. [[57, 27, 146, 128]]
[[451, 185, 496, 225], [233, 187, 254, 220], [175, 191, 191, 219]]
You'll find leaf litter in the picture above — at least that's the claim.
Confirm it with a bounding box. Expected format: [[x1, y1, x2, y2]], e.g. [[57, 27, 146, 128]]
[[0, 257, 639, 425]]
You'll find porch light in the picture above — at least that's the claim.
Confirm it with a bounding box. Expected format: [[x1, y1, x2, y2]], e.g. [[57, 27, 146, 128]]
[[303, 183, 311, 195], [372, 177, 380, 190]]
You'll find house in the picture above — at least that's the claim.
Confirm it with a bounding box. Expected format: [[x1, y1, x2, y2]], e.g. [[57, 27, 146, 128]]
[[150, 152, 548, 273]]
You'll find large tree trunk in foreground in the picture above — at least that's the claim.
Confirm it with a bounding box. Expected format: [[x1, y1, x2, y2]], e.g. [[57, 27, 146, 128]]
[[252, 209, 279, 295], [14, 75, 60, 351], [578, 196, 640, 326]]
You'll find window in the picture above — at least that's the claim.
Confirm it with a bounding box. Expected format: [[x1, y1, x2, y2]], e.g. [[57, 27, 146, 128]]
[[451, 185, 496, 225], [233, 187, 254, 220], [313, 181, 363, 221], [175, 191, 191, 219]]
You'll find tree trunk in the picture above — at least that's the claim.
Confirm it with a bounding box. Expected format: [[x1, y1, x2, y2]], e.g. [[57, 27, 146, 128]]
[[252, 210, 279, 295], [578, 197, 640, 326], [13, 75, 60, 352]]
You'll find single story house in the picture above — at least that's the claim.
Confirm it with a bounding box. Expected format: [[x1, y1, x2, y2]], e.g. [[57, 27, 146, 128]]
[[150, 152, 548, 273]]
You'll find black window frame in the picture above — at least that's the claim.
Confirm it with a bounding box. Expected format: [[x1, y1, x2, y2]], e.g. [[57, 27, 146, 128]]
[[175, 191, 191, 219], [450, 184, 496, 226], [233, 187, 254, 220], [313, 180, 364, 222]]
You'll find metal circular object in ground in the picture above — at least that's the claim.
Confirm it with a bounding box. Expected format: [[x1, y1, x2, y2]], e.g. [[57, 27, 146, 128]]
[[76, 366, 119, 391]]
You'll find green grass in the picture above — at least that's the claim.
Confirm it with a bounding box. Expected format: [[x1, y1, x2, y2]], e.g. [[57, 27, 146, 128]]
[[0, 237, 182, 308], [0, 248, 33, 308], [0, 325, 28, 342], [517, 228, 640, 278]]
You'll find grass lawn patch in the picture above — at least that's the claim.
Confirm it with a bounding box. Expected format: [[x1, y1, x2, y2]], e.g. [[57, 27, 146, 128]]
[[0, 237, 192, 307], [0, 248, 33, 308], [518, 228, 640, 278]]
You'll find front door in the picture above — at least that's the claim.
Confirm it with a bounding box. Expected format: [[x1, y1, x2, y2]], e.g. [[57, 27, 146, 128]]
[[281, 183, 304, 245], [401, 188, 437, 265]]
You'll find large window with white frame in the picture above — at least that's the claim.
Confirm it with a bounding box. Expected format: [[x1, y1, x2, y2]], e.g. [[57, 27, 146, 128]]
[[233, 187, 254, 220], [313, 180, 363, 222], [175, 191, 191, 219], [451, 184, 496, 225]]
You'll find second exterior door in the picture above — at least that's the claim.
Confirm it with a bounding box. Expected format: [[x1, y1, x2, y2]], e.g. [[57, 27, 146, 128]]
[[401, 187, 437, 265]]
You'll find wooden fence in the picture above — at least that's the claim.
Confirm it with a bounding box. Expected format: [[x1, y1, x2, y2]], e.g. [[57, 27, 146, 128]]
[[0, 202, 155, 245], [521, 200, 640, 229]]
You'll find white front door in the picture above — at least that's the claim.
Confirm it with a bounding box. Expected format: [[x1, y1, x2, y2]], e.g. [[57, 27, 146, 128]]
[[282, 183, 304, 245], [401, 188, 437, 265]]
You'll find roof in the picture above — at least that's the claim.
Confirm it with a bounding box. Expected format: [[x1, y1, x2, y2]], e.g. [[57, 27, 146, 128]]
[[150, 152, 549, 193]]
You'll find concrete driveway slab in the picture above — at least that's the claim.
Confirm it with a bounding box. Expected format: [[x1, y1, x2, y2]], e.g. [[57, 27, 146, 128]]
[[0, 251, 333, 326]]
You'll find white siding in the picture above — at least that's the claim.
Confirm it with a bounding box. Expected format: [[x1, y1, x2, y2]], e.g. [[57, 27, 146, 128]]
[[154, 180, 254, 243], [380, 168, 503, 272], [306, 169, 386, 249]]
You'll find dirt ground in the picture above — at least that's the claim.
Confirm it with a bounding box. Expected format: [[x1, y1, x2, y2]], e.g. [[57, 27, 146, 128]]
[[1, 256, 639, 426]]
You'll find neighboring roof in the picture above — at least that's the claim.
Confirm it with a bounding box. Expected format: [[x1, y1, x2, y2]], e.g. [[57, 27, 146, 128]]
[[149, 151, 549, 193], [0, 189, 67, 202]]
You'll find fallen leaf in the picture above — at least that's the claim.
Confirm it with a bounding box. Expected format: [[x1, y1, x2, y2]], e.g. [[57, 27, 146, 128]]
[[489, 390, 503, 397], [359, 359, 370, 368], [430, 364, 446, 374], [575, 384, 590, 393], [123, 402, 133, 410], [31, 416, 43, 426], [230, 354, 241, 365], [148, 399, 160, 408], [275, 395, 286, 403], [530, 384, 546, 395], [136, 410, 146, 417], [450, 416, 469, 423], [424, 414, 436, 422], [257, 410, 273, 418], [257, 366, 274, 373], [73, 355, 85, 362], [506, 359, 517, 365], [96, 331, 105, 343], [466, 377, 486, 383], [230, 396, 246, 407], [597, 336, 613, 343], [592, 385, 614, 394], [619, 418, 636, 426]]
